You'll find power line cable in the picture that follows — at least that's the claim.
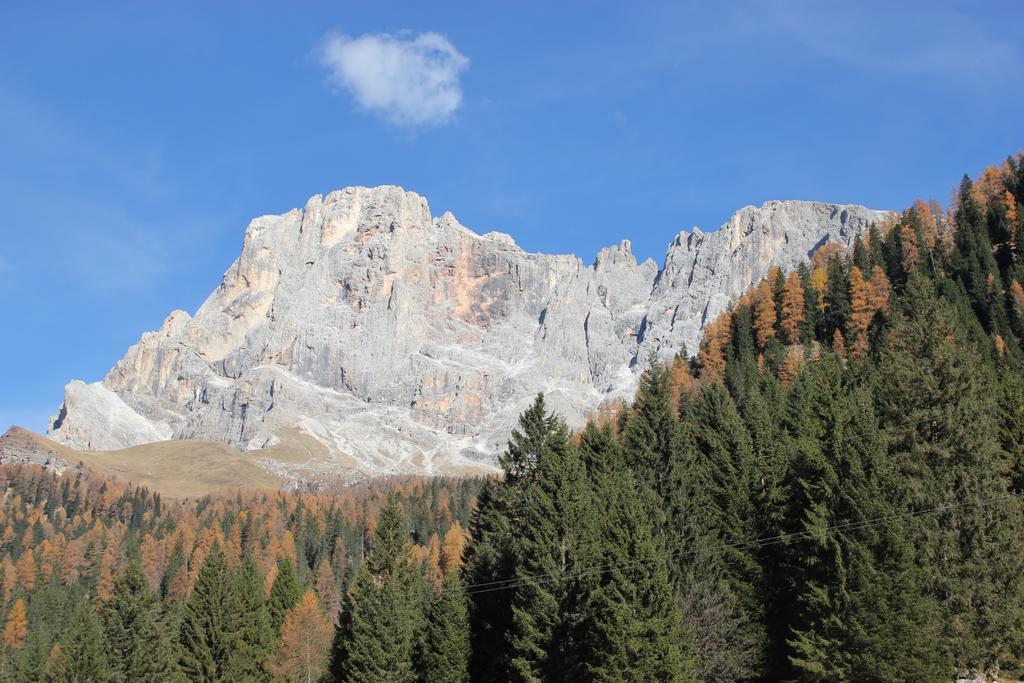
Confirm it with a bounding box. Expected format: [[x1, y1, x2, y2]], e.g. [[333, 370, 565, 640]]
[[461, 412, 950, 594], [461, 487, 1021, 597]]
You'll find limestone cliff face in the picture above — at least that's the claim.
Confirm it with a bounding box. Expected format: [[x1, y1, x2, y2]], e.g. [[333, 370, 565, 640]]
[[47, 187, 889, 478]]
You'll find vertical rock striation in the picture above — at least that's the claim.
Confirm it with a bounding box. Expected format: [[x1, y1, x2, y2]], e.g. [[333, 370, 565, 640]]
[[46, 187, 889, 477]]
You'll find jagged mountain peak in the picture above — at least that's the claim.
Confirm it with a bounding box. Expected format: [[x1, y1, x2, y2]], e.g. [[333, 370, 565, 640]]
[[45, 189, 891, 482]]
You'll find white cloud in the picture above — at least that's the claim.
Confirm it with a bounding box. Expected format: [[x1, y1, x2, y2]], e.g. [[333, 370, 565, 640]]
[[319, 30, 469, 127]]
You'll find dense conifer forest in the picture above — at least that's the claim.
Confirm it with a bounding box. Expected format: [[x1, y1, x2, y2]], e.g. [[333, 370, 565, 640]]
[[0, 470, 480, 681], [3, 156, 1024, 681]]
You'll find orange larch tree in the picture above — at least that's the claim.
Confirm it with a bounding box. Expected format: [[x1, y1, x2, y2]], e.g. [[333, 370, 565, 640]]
[[753, 280, 777, 349], [779, 347, 804, 388], [425, 533, 443, 585], [440, 521, 468, 576], [0, 556, 16, 605], [913, 198, 939, 250], [268, 590, 333, 683], [1004, 190, 1021, 255], [263, 561, 279, 600], [780, 271, 806, 344], [867, 266, 892, 317], [698, 312, 732, 380], [313, 559, 341, 623], [832, 328, 847, 358], [1011, 281, 1024, 314], [899, 223, 921, 275], [139, 534, 163, 594], [810, 242, 843, 270], [847, 266, 873, 361], [15, 552, 36, 592], [972, 163, 1010, 207], [2, 598, 27, 649]]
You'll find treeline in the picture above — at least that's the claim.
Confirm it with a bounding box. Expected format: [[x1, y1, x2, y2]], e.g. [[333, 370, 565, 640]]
[[3, 155, 1024, 681], [455, 156, 1024, 681], [324, 156, 1024, 681], [0, 466, 481, 681]]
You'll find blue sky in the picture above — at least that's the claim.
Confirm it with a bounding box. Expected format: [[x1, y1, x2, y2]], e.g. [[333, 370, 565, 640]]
[[1, 1, 1022, 432]]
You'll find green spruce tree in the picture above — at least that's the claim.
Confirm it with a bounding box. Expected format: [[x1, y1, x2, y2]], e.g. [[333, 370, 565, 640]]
[[424, 572, 471, 683], [462, 479, 515, 682], [101, 559, 180, 681], [782, 355, 946, 680], [505, 396, 597, 681], [330, 495, 423, 683], [582, 422, 694, 681], [223, 558, 274, 681], [876, 274, 1024, 677], [178, 544, 242, 682], [267, 557, 302, 634], [680, 381, 765, 681], [53, 600, 110, 683]]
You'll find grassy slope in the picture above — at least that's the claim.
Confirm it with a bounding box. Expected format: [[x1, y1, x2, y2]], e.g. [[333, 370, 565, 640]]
[[4, 427, 284, 498]]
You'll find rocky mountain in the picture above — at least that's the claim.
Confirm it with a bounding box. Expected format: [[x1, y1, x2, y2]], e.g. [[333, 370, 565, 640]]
[[44, 186, 889, 480]]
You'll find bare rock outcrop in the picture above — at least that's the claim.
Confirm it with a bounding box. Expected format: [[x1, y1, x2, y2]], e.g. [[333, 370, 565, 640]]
[[0, 426, 74, 472], [46, 186, 889, 478]]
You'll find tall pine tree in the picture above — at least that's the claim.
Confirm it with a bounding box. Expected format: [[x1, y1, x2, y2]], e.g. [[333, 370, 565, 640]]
[[178, 544, 243, 682], [424, 572, 471, 683], [505, 395, 597, 681], [581, 422, 694, 681], [331, 495, 424, 683], [101, 559, 180, 681], [53, 600, 110, 683], [876, 275, 1024, 677]]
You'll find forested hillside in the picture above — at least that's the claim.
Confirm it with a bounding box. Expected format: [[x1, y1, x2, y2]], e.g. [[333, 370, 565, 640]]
[[0, 467, 480, 681], [3, 155, 1024, 681], [457, 156, 1024, 682]]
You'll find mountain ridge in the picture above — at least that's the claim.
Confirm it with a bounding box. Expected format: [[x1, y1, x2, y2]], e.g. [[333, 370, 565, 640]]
[[41, 185, 891, 480]]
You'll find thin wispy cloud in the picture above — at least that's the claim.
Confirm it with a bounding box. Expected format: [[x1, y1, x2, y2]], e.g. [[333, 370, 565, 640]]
[[318, 30, 469, 127], [764, 3, 1019, 82]]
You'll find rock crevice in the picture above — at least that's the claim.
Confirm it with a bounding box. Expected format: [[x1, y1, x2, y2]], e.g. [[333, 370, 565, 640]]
[[47, 186, 890, 477]]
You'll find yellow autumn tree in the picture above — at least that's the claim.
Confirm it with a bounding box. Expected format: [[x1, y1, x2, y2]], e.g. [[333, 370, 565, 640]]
[[225, 520, 243, 569], [440, 521, 468, 576], [1011, 281, 1024, 314], [667, 355, 698, 411], [313, 560, 340, 623], [779, 347, 804, 388], [868, 266, 892, 316], [847, 266, 872, 361], [698, 312, 732, 379], [95, 563, 115, 604], [1004, 191, 1021, 254], [268, 590, 332, 683], [972, 164, 1009, 207], [810, 242, 843, 271], [15, 552, 35, 592], [263, 559, 280, 600], [139, 534, 163, 593], [0, 557, 15, 605], [44, 643, 62, 680], [753, 280, 777, 349], [913, 199, 939, 250], [2, 598, 27, 649], [899, 223, 921, 274], [425, 533, 443, 585], [832, 328, 847, 359], [809, 267, 829, 313], [780, 271, 806, 344]]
